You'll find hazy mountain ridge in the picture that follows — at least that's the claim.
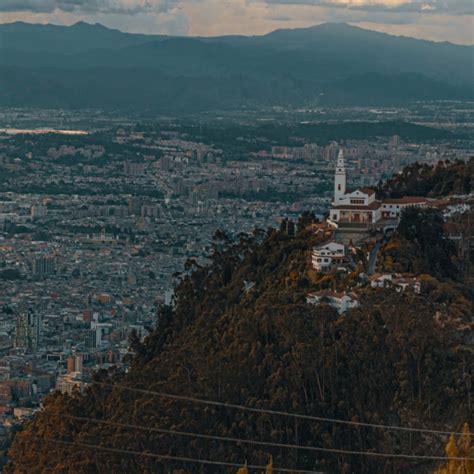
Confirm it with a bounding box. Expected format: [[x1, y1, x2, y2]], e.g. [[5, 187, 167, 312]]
[[0, 21, 167, 53], [0, 21, 472, 111]]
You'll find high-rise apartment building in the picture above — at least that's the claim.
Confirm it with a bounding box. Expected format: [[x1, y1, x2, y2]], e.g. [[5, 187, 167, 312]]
[[15, 309, 42, 351], [32, 255, 56, 276]]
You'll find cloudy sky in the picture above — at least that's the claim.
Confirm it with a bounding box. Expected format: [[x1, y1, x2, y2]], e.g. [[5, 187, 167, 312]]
[[0, 0, 473, 44]]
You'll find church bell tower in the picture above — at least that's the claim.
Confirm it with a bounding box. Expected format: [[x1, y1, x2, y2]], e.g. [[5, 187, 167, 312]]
[[334, 149, 346, 204]]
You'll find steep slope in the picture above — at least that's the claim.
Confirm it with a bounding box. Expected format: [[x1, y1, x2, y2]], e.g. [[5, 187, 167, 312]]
[[7, 209, 473, 473]]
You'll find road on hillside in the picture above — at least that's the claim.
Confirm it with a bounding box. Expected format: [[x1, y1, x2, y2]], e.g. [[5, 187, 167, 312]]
[[368, 241, 381, 275]]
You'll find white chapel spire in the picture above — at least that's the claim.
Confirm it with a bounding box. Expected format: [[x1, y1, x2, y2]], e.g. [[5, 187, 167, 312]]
[[337, 149, 345, 168], [334, 148, 346, 204]]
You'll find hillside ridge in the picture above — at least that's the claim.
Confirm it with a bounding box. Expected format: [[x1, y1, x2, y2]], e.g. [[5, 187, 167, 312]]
[[6, 160, 473, 473]]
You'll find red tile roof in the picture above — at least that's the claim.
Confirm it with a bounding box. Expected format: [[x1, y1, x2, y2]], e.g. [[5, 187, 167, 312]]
[[383, 196, 429, 204], [358, 187, 376, 196], [333, 201, 382, 210], [308, 290, 359, 300]]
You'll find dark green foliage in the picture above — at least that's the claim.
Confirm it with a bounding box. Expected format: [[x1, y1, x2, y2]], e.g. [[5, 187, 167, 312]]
[[326, 73, 472, 106], [297, 211, 318, 230], [1, 67, 471, 112], [7, 223, 472, 473], [0, 268, 23, 281], [380, 208, 460, 280], [180, 120, 457, 153], [378, 158, 473, 198], [31, 230, 51, 242]]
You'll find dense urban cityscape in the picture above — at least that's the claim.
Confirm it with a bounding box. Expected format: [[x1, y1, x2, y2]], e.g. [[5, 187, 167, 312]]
[[0, 6, 473, 471], [0, 105, 472, 461]]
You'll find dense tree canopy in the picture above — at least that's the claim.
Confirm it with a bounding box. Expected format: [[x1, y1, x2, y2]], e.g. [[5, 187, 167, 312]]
[[379, 207, 460, 281], [7, 216, 473, 473], [378, 158, 473, 198]]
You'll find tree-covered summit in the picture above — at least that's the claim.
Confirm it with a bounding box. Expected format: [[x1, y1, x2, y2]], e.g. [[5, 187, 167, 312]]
[[7, 202, 473, 473], [378, 157, 473, 198]]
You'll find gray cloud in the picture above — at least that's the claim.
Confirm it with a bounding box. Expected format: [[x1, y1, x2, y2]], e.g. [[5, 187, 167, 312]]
[[0, 0, 58, 12], [1, 0, 472, 16], [0, 0, 181, 14], [261, 1, 474, 16], [0, 0, 472, 44]]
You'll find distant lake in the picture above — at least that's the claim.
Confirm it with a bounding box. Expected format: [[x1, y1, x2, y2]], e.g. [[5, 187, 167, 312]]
[[0, 128, 88, 136]]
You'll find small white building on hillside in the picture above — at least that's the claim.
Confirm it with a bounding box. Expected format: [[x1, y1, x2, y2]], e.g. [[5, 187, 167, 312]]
[[369, 273, 421, 293], [311, 241, 346, 271], [381, 197, 429, 219], [306, 290, 359, 314]]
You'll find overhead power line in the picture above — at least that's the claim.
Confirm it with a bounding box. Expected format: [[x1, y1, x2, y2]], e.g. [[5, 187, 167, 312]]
[[35, 437, 321, 474], [92, 381, 472, 437], [63, 414, 474, 462]]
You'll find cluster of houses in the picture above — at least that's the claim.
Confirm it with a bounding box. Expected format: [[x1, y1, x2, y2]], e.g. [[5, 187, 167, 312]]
[[306, 149, 428, 315], [306, 270, 422, 315], [368, 273, 421, 293]]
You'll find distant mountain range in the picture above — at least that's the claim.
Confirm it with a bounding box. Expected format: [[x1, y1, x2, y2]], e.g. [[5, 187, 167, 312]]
[[0, 21, 472, 112]]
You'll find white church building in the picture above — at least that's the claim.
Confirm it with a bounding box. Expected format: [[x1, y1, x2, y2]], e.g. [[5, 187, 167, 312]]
[[329, 149, 429, 226]]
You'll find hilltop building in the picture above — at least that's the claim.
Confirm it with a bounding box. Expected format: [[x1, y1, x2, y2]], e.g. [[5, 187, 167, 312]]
[[330, 149, 429, 227]]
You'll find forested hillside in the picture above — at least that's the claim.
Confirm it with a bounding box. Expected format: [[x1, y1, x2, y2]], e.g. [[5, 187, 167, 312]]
[[379, 207, 461, 281], [7, 204, 473, 472], [378, 158, 474, 198]]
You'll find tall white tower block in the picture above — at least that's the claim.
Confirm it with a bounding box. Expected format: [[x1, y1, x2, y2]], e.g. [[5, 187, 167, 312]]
[[334, 149, 346, 204]]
